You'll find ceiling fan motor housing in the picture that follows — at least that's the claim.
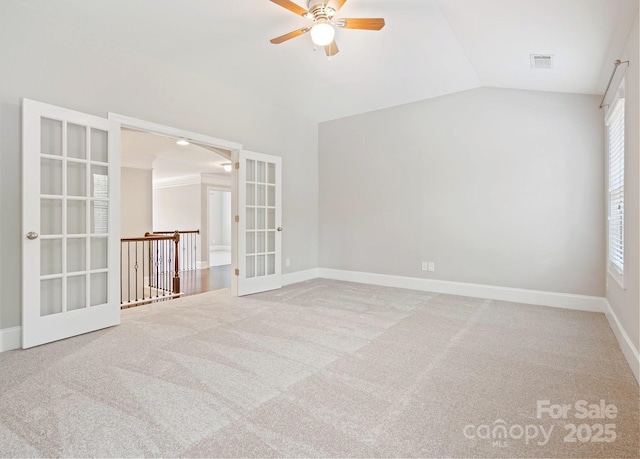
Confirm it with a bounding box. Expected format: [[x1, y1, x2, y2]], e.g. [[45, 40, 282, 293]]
[[307, 0, 336, 21]]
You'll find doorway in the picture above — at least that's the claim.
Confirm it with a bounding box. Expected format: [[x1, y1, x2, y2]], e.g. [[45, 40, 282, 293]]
[[110, 113, 241, 301]]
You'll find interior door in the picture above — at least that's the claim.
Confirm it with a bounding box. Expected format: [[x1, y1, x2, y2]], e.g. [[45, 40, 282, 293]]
[[236, 150, 282, 296], [22, 99, 120, 348]]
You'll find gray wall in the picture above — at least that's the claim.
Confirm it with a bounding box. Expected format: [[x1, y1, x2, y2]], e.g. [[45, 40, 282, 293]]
[[121, 167, 153, 238], [605, 12, 639, 354], [0, 2, 318, 330], [319, 87, 605, 296]]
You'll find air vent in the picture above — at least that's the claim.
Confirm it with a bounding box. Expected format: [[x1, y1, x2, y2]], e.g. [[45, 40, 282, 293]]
[[530, 54, 554, 69]]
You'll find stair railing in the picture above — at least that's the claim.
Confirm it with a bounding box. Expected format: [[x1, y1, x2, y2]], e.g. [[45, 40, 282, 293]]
[[120, 232, 181, 307]]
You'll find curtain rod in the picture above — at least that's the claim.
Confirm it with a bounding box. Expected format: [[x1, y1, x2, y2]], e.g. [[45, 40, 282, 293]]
[[600, 59, 629, 109]]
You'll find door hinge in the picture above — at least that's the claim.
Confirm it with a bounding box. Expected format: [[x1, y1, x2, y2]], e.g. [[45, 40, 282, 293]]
[[235, 215, 239, 223], [235, 162, 240, 169], [235, 268, 239, 276]]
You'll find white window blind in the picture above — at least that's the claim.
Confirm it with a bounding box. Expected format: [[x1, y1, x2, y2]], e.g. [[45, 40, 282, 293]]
[[606, 79, 625, 286]]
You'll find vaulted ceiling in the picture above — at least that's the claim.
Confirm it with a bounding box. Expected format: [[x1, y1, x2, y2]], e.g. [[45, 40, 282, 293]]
[[16, 0, 639, 121]]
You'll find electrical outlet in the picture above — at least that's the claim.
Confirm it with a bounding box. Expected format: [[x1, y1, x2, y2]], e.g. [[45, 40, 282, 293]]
[[428, 262, 435, 272], [421, 262, 429, 271], [285, 258, 291, 267]]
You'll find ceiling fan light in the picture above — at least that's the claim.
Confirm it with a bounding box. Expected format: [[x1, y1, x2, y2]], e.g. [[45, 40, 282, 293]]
[[310, 22, 335, 46]]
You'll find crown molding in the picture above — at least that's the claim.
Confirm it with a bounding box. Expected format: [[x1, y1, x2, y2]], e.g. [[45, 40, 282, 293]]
[[153, 174, 201, 189]]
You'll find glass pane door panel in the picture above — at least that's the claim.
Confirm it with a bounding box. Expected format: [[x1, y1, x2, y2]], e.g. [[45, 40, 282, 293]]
[[267, 254, 275, 275], [246, 159, 255, 181], [41, 239, 62, 275], [67, 237, 86, 272], [267, 209, 275, 230], [91, 165, 109, 198], [67, 275, 86, 311], [257, 185, 266, 206], [41, 199, 62, 235], [67, 162, 87, 196], [267, 231, 275, 252], [267, 163, 276, 184], [41, 118, 62, 156], [90, 128, 108, 162], [67, 201, 87, 234], [41, 158, 63, 195], [40, 278, 62, 316], [246, 208, 255, 230], [257, 161, 266, 183], [257, 231, 265, 253], [91, 201, 109, 233], [246, 256, 255, 278], [246, 232, 255, 255], [90, 273, 108, 306], [246, 183, 256, 205], [256, 255, 266, 277], [90, 237, 108, 270], [67, 123, 86, 159], [256, 208, 265, 230], [267, 186, 275, 206]]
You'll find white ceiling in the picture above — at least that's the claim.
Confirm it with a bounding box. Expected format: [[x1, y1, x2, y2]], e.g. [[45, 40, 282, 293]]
[[18, 0, 639, 121], [121, 129, 230, 181]]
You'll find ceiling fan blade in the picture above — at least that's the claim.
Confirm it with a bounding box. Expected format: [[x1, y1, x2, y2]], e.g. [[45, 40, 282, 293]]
[[337, 18, 385, 30], [270, 0, 309, 17], [324, 40, 339, 57], [328, 0, 348, 12], [270, 27, 311, 44]]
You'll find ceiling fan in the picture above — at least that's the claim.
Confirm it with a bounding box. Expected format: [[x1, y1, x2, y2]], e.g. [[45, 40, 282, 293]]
[[269, 0, 385, 56]]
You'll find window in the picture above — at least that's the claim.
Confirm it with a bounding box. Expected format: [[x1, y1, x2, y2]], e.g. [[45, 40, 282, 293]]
[[606, 78, 625, 287]]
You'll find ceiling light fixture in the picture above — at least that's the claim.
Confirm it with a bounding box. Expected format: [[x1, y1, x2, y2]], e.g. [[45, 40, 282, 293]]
[[223, 163, 233, 172], [310, 20, 335, 46], [176, 139, 190, 146]]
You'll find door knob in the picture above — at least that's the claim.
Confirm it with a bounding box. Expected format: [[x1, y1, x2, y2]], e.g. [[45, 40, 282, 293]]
[[26, 232, 39, 240], [277, 227, 283, 232]]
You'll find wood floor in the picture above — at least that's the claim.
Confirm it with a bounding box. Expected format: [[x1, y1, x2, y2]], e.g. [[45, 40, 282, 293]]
[[179, 265, 231, 297]]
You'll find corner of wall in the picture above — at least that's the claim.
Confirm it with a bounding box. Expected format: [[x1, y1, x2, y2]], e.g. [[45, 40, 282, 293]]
[[604, 299, 640, 384]]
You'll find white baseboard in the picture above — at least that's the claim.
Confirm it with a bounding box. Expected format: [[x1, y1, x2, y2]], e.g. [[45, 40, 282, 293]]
[[282, 268, 319, 286], [209, 246, 231, 251], [196, 261, 209, 269], [0, 326, 21, 352], [317, 268, 605, 312], [604, 299, 640, 384]]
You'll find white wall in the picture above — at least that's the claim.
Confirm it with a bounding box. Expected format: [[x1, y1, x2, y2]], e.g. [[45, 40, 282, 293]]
[[121, 167, 153, 238], [209, 190, 231, 249], [604, 12, 640, 360], [153, 184, 201, 235], [0, 2, 319, 331], [319, 87, 605, 296]]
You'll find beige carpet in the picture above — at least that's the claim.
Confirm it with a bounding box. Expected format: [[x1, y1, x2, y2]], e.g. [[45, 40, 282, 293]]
[[0, 279, 637, 458]]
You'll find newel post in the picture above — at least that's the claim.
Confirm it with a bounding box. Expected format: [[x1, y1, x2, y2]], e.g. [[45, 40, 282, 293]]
[[172, 231, 181, 294]]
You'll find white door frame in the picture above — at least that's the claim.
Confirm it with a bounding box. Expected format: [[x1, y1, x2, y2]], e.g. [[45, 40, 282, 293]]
[[107, 113, 243, 296]]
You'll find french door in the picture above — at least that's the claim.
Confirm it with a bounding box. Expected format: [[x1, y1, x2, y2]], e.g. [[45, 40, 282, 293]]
[[22, 99, 120, 348], [236, 150, 282, 296]]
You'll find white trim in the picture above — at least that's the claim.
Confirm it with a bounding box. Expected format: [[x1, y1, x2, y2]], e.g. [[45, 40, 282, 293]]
[[317, 268, 605, 312], [196, 261, 209, 270], [202, 173, 231, 189], [108, 113, 242, 154], [604, 299, 640, 384], [282, 268, 319, 286], [121, 155, 155, 170], [210, 245, 232, 251], [0, 327, 22, 352], [153, 174, 201, 189]]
